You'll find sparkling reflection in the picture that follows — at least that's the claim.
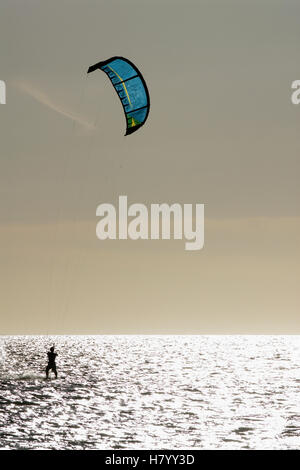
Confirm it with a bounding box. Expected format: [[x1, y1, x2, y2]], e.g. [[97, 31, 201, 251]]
[[0, 335, 299, 449]]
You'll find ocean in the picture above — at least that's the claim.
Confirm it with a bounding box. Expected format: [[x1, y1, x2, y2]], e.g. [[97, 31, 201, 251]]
[[0, 335, 299, 450]]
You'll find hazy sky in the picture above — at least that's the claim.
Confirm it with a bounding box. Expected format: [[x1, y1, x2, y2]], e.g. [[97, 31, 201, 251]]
[[0, 1, 299, 333]]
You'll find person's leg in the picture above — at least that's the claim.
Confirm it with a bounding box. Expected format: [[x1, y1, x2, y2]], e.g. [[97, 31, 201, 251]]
[[53, 366, 57, 378], [45, 365, 50, 378]]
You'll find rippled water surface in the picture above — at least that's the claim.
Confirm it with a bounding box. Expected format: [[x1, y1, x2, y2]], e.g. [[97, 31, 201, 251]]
[[0, 335, 299, 449]]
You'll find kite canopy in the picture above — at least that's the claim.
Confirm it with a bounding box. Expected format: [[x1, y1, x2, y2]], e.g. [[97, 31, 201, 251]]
[[88, 56, 150, 136]]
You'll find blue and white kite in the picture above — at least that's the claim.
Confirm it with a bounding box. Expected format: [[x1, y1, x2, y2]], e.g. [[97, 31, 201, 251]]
[[88, 56, 150, 136]]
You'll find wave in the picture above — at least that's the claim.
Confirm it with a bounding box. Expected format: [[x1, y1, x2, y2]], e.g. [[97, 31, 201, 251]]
[[0, 371, 46, 381]]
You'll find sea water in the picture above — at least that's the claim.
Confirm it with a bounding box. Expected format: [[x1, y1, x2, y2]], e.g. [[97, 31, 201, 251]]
[[0, 335, 299, 450]]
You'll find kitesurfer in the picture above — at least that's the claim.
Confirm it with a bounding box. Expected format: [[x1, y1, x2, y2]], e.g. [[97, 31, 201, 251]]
[[45, 346, 58, 378]]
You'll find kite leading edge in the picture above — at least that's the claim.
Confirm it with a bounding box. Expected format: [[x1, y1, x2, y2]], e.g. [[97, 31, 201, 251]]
[[87, 56, 150, 136]]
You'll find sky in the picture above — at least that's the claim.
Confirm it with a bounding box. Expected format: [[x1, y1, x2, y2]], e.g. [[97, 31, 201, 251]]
[[0, 0, 299, 333]]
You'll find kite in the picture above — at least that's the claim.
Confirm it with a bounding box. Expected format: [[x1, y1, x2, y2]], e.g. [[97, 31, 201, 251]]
[[88, 56, 150, 136]]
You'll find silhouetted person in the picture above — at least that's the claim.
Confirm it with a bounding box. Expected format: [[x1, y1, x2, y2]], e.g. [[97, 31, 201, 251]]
[[45, 346, 57, 378]]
